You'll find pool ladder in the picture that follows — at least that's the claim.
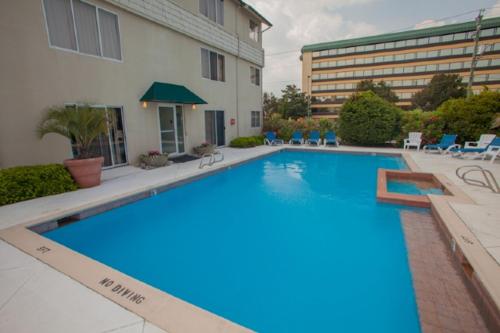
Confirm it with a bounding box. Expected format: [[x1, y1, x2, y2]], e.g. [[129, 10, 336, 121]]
[[455, 165, 500, 193], [199, 151, 224, 169]]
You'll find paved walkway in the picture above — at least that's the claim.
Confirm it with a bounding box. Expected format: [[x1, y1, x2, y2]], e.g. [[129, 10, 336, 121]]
[[0, 145, 499, 332]]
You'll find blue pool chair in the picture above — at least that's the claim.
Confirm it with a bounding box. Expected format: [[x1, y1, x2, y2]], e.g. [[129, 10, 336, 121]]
[[264, 132, 284, 145], [451, 137, 500, 159], [289, 131, 304, 145], [423, 134, 459, 154], [307, 130, 321, 146], [324, 131, 339, 147]]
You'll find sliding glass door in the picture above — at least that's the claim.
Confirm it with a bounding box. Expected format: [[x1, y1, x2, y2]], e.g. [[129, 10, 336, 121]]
[[72, 106, 128, 168], [205, 110, 225, 146], [158, 105, 185, 155]]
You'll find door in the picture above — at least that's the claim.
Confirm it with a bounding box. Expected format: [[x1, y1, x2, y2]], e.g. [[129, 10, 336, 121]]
[[72, 106, 128, 168], [205, 110, 225, 146], [159, 105, 185, 154]]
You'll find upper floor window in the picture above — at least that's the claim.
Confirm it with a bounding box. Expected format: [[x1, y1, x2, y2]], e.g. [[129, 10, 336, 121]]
[[199, 0, 224, 25], [42, 0, 122, 60], [250, 66, 260, 86], [249, 20, 259, 42], [201, 48, 225, 81]]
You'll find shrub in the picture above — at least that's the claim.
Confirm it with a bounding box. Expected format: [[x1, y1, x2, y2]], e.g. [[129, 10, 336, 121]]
[[263, 114, 337, 141], [0, 164, 77, 206], [229, 136, 264, 148], [437, 90, 500, 143], [399, 109, 444, 145], [338, 91, 402, 145]]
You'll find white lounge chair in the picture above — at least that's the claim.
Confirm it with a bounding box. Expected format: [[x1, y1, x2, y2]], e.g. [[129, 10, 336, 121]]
[[464, 134, 496, 149], [403, 132, 422, 151]]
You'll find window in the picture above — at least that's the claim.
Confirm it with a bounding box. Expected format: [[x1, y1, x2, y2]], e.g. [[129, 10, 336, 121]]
[[452, 48, 463, 56], [395, 40, 405, 48], [201, 48, 225, 81], [440, 48, 451, 57], [480, 28, 495, 37], [441, 34, 454, 42], [328, 49, 337, 56], [250, 66, 260, 85], [406, 39, 417, 47], [251, 111, 261, 127], [417, 37, 428, 45], [427, 50, 438, 58], [199, 0, 224, 25], [312, 51, 320, 57], [365, 44, 375, 51], [249, 20, 259, 42], [429, 36, 440, 44], [438, 63, 450, 71], [319, 50, 329, 57], [42, 0, 122, 60]]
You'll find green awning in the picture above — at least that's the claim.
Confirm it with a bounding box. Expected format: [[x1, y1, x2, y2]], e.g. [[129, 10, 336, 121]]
[[140, 82, 207, 104]]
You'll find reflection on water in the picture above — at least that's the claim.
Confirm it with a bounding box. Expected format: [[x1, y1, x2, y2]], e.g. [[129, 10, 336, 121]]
[[262, 160, 311, 199]]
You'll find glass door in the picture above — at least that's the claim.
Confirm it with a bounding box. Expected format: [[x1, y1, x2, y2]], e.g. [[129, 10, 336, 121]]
[[159, 105, 185, 154], [205, 110, 225, 146], [72, 106, 128, 168]]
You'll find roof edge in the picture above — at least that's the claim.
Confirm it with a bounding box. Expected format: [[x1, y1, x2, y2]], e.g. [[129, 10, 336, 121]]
[[237, 0, 272, 27], [301, 16, 500, 53]]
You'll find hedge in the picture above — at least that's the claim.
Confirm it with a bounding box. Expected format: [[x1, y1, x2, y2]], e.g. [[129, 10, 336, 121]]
[[229, 135, 265, 148], [338, 91, 402, 145], [0, 164, 77, 206]]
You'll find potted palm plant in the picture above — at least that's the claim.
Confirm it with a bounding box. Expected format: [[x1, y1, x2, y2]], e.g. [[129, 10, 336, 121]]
[[38, 104, 109, 188]]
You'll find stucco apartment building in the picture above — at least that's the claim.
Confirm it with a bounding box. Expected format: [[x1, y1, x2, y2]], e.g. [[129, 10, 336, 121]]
[[0, 0, 271, 168], [301, 17, 500, 118]]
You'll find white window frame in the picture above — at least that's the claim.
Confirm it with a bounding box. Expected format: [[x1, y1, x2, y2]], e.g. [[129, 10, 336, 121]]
[[251, 111, 261, 128], [201, 47, 226, 82], [41, 0, 123, 62]]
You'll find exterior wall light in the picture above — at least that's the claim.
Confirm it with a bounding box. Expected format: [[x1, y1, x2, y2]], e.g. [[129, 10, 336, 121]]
[[192, 104, 196, 110], [142, 101, 148, 108]]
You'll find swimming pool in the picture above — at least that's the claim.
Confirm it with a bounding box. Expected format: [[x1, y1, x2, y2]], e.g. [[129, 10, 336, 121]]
[[44, 151, 420, 332]]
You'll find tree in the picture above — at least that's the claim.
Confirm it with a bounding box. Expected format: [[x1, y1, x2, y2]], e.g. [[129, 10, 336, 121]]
[[277, 85, 309, 119], [37, 105, 109, 159], [437, 90, 500, 143], [356, 80, 399, 103], [338, 91, 402, 145], [263, 92, 279, 118], [411, 74, 466, 111]]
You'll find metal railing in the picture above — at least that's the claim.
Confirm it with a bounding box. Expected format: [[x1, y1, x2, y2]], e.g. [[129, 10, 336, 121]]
[[199, 151, 224, 169], [456, 165, 500, 193]]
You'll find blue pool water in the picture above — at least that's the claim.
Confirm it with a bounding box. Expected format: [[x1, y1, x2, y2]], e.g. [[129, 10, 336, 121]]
[[44, 151, 420, 333], [388, 180, 444, 195]]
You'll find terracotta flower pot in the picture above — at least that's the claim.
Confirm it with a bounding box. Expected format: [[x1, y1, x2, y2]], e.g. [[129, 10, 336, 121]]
[[64, 157, 104, 188]]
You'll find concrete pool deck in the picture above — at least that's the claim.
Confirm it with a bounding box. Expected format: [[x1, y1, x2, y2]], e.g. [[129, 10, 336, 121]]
[[0, 145, 499, 332]]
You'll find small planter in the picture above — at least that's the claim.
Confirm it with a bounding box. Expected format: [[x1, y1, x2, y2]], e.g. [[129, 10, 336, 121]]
[[64, 157, 104, 188], [193, 144, 215, 156], [139, 153, 169, 169]]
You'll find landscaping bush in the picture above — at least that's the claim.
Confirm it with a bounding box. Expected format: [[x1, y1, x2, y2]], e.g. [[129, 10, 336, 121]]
[[0, 164, 77, 206], [437, 90, 500, 143], [263, 114, 337, 141], [229, 136, 264, 148], [399, 109, 445, 145], [338, 91, 402, 145]]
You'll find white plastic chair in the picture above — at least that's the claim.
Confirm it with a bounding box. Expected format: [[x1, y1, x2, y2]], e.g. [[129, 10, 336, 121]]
[[464, 134, 495, 149], [403, 132, 422, 151]]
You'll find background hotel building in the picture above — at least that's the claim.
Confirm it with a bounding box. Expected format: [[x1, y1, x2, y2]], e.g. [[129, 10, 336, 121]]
[[301, 17, 500, 118], [0, 0, 270, 168]]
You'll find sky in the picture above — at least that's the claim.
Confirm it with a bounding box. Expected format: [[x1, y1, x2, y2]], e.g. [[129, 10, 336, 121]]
[[246, 0, 500, 96]]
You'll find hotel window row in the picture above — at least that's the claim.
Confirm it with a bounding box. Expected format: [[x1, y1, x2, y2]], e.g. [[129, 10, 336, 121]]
[[312, 43, 500, 69], [42, 0, 122, 60], [312, 27, 500, 58], [311, 58, 500, 81], [312, 73, 500, 92]]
